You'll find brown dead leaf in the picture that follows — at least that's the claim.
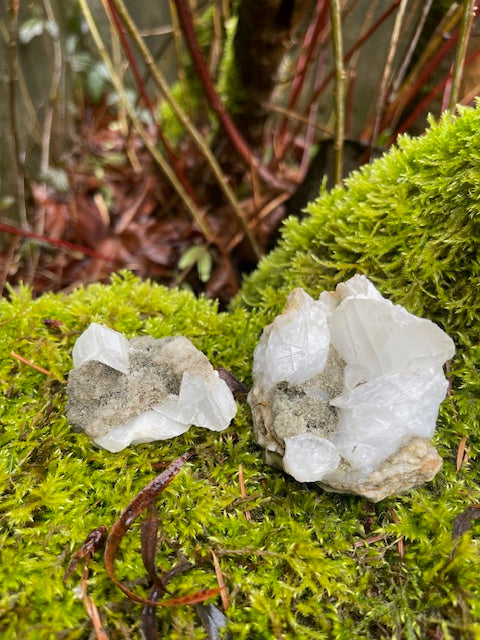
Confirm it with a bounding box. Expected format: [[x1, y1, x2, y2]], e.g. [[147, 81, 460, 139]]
[[452, 505, 480, 539]]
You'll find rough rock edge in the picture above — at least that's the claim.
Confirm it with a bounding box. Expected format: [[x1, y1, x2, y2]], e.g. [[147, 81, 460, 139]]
[[318, 437, 442, 502]]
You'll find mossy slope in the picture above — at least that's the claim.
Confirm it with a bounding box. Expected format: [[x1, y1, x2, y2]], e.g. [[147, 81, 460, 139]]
[[1, 106, 480, 639]]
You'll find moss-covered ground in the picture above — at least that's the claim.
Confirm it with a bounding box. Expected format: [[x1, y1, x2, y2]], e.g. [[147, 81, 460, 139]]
[[2, 106, 480, 639]]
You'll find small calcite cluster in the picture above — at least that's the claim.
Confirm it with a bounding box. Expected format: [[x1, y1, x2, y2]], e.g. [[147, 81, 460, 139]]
[[248, 275, 455, 501], [66, 323, 236, 452]]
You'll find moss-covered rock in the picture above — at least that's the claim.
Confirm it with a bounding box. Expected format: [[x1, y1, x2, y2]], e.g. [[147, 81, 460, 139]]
[[2, 106, 480, 639]]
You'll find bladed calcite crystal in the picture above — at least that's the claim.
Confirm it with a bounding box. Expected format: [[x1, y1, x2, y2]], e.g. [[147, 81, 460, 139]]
[[248, 275, 455, 501], [66, 325, 237, 452]]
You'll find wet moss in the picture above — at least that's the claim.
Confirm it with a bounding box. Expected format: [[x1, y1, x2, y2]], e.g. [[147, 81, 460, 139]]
[[2, 105, 480, 638]]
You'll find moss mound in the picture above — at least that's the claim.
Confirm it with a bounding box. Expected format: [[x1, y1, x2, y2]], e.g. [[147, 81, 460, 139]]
[[2, 106, 480, 639]]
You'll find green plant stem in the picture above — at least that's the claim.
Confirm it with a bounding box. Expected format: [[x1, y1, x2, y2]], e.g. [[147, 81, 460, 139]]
[[7, 0, 28, 229], [108, 0, 263, 259], [40, 0, 62, 178], [330, 0, 345, 185], [77, 0, 213, 243], [448, 0, 476, 112]]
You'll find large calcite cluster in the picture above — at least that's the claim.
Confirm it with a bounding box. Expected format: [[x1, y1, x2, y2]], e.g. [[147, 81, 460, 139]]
[[66, 323, 236, 452], [248, 275, 455, 501]]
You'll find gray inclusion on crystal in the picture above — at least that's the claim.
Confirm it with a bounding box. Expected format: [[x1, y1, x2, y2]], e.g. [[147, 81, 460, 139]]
[[266, 346, 345, 455]]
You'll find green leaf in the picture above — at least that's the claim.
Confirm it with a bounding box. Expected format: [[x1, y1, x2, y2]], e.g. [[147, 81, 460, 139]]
[[69, 51, 92, 73], [178, 245, 207, 270], [86, 63, 107, 103], [42, 168, 69, 193], [18, 18, 44, 44], [197, 250, 213, 283]]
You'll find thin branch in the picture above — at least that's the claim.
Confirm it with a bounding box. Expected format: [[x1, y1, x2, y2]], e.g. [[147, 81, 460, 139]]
[[108, 0, 264, 258], [10, 351, 53, 377], [277, 1, 330, 143], [0, 221, 118, 261], [264, 102, 333, 135], [0, 19, 42, 145], [330, 0, 345, 185], [300, 52, 326, 178], [344, 0, 379, 136], [369, 0, 408, 148], [305, 1, 402, 120], [391, 0, 434, 98], [448, 0, 476, 111], [380, 4, 463, 133], [7, 0, 28, 230], [383, 33, 459, 139], [391, 46, 480, 142], [40, 0, 62, 177], [168, 0, 189, 95]]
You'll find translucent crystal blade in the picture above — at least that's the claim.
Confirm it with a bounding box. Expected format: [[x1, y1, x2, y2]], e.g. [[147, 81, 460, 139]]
[[154, 371, 237, 432], [72, 322, 129, 373], [94, 410, 189, 452], [252, 288, 331, 389], [283, 433, 340, 482]]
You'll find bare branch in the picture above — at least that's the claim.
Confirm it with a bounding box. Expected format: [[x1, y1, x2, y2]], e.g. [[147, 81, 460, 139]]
[[448, 0, 477, 112]]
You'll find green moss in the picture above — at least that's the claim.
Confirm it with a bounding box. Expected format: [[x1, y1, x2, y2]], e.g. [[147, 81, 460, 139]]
[[2, 106, 480, 638]]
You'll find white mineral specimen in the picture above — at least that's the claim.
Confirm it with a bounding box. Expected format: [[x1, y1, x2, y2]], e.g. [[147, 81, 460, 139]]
[[248, 275, 455, 501], [67, 326, 237, 452]]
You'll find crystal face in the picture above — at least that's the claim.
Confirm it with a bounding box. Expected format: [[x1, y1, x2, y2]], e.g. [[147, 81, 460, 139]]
[[283, 434, 340, 482], [67, 326, 237, 452], [72, 322, 130, 373], [248, 275, 455, 501]]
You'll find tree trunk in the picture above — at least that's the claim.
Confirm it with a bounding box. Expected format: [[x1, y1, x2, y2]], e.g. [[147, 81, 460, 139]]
[[229, 0, 304, 146]]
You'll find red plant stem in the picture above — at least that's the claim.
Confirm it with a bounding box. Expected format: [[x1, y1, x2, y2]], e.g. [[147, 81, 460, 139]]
[[172, 0, 285, 190], [391, 46, 480, 142], [10, 351, 53, 376], [106, 0, 155, 118], [381, 32, 459, 135], [105, 0, 201, 208], [0, 222, 117, 262], [281, 2, 330, 136]]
